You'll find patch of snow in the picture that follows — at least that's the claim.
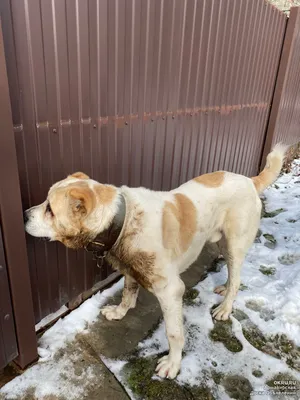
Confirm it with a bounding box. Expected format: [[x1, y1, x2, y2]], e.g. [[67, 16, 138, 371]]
[[37, 277, 124, 360], [1, 352, 97, 400], [35, 305, 68, 332], [0, 278, 124, 399]]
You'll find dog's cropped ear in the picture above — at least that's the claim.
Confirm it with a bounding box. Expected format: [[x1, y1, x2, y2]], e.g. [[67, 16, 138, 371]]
[[69, 172, 90, 180], [68, 187, 95, 216]]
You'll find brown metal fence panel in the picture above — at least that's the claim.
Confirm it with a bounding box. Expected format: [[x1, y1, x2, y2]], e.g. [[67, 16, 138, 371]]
[[0, 20, 37, 367], [262, 7, 300, 164], [0, 224, 18, 369], [1, 0, 287, 323]]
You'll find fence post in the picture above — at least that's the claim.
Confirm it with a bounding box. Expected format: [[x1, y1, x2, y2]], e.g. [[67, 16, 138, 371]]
[[261, 7, 300, 168], [0, 21, 37, 368]]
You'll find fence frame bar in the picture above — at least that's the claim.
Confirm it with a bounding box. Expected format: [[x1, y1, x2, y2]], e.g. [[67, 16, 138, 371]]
[[0, 20, 37, 368]]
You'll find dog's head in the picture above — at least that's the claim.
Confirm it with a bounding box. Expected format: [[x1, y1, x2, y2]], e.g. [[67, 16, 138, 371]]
[[24, 172, 117, 249]]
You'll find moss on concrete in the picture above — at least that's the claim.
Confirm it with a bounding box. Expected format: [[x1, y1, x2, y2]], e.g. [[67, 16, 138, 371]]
[[189, 386, 215, 399], [252, 370, 263, 378], [183, 288, 200, 306], [278, 253, 300, 265], [232, 309, 249, 322], [124, 356, 215, 400], [125, 356, 179, 399], [242, 322, 300, 371], [246, 300, 263, 312], [222, 375, 252, 400], [211, 371, 224, 385], [242, 323, 267, 351], [263, 234, 276, 244], [266, 372, 299, 394], [259, 265, 276, 276], [261, 199, 285, 218], [209, 319, 243, 353]]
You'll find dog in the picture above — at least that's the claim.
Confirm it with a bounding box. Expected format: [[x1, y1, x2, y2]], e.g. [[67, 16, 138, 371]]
[[24, 144, 286, 379]]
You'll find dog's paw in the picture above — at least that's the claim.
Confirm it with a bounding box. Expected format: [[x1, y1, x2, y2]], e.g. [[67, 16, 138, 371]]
[[212, 301, 232, 321], [214, 285, 227, 296], [101, 305, 126, 321], [155, 355, 180, 379]]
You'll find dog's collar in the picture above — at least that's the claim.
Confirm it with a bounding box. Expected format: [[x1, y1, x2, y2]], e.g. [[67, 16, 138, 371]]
[[85, 194, 126, 266]]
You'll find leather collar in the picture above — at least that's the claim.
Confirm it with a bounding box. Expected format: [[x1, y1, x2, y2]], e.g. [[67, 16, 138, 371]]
[[85, 194, 126, 264]]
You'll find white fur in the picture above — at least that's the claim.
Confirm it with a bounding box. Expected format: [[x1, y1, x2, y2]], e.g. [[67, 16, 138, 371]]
[[25, 201, 56, 238]]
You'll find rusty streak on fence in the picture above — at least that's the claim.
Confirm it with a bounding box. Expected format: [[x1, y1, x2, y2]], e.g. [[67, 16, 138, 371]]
[[22, 102, 270, 132]]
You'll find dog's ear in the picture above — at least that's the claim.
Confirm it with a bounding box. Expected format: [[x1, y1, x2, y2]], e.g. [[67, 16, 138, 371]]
[[68, 186, 95, 216], [69, 172, 89, 180]]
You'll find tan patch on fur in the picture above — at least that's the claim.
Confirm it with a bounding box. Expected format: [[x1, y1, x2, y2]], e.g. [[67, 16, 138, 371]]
[[48, 182, 97, 249], [251, 174, 268, 193], [194, 171, 225, 187], [59, 229, 93, 249], [94, 184, 117, 205], [69, 186, 96, 215], [251, 168, 279, 194], [162, 193, 196, 256], [69, 171, 89, 180]]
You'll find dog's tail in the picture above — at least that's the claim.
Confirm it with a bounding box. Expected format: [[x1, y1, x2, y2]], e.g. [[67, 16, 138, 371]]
[[251, 143, 288, 194]]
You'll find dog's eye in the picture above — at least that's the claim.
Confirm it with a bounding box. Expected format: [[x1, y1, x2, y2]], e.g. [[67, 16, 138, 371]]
[[46, 202, 54, 217]]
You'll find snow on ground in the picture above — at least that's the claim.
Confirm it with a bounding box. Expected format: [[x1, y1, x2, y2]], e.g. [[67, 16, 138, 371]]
[[36, 277, 124, 361], [106, 159, 300, 399], [0, 278, 124, 399], [1, 349, 97, 400], [35, 305, 68, 332]]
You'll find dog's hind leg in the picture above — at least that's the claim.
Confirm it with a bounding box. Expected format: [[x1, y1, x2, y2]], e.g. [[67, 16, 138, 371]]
[[212, 209, 259, 320], [213, 235, 229, 295], [154, 276, 185, 379], [101, 274, 139, 320]]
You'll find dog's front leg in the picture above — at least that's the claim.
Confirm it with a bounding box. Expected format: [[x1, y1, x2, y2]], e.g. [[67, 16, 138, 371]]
[[101, 274, 139, 320], [154, 277, 185, 379]]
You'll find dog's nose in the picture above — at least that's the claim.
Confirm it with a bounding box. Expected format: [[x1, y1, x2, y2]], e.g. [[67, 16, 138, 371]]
[[23, 211, 29, 224]]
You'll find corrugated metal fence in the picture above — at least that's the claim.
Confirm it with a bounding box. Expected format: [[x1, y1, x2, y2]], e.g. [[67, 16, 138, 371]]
[[0, 0, 288, 324], [0, 1, 299, 368], [262, 6, 300, 163]]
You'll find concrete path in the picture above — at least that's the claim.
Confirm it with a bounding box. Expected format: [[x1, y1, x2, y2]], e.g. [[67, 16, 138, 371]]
[[0, 244, 219, 400]]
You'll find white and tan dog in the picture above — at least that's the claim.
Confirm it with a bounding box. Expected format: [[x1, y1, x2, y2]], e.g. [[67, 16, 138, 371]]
[[24, 144, 286, 379]]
